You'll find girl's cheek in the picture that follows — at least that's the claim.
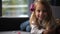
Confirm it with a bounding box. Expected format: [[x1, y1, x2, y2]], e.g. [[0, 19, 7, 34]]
[[35, 13, 39, 18]]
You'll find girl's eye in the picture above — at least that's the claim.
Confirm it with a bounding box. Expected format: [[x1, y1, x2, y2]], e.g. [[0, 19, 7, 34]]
[[43, 9, 47, 12], [37, 10, 40, 12], [36, 9, 47, 12]]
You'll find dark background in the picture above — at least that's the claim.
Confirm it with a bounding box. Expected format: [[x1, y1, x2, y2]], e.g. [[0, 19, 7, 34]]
[[0, 18, 29, 31]]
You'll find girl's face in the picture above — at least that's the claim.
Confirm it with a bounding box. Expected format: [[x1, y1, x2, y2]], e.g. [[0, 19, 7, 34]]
[[35, 3, 48, 21]]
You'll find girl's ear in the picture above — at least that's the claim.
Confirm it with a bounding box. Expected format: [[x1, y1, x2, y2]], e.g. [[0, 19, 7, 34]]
[[30, 3, 35, 12]]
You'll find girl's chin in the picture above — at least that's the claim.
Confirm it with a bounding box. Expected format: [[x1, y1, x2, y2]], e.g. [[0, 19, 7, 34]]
[[38, 18, 43, 21]]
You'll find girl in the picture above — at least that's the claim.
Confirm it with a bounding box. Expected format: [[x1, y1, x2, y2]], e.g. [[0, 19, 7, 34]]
[[29, 0, 57, 34]]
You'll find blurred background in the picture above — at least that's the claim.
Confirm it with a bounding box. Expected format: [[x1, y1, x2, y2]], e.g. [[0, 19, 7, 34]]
[[2, 0, 60, 18], [0, 0, 60, 32], [2, 0, 29, 17]]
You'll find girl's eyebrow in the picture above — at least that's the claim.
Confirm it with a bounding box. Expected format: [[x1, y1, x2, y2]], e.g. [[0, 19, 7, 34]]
[[37, 8, 46, 10]]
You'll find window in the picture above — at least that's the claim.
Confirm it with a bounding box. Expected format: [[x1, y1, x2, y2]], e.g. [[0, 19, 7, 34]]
[[2, 0, 29, 18]]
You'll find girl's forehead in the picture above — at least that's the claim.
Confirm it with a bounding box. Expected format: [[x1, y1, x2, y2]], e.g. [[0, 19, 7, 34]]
[[36, 4, 45, 10]]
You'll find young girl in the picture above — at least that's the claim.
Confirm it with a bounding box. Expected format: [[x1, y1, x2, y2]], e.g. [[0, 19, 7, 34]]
[[29, 0, 57, 34]]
